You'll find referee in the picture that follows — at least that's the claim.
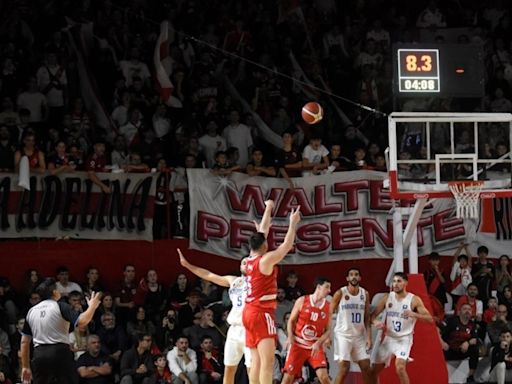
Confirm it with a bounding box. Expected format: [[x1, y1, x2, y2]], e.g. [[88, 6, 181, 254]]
[[20, 277, 101, 384]]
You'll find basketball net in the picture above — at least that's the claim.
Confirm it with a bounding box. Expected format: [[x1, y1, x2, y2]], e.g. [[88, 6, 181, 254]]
[[448, 180, 483, 243]]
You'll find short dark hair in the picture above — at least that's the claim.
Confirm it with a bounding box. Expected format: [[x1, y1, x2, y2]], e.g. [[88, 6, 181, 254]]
[[458, 254, 468, 262], [153, 353, 165, 362], [477, 246, 489, 255], [124, 264, 135, 272], [200, 335, 213, 343], [428, 252, 440, 260], [176, 335, 189, 343], [249, 232, 266, 251], [346, 267, 361, 276], [137, 333, 151, 345], [57, 266, 69, 274], [393, 272, 408, 281], [314, 277, 330, 288], [467, 283, 478, 290], [36, 278, 57, 300]]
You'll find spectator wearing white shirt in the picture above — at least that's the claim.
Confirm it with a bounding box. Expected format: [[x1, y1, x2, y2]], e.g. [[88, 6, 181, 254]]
[[199, 120, 226, 168], [119, 48, 151, 87], [222, 110, 253, 169], [167, 335, 199, 384], [55, 266, 83, 298], [111, 92, 132, 128], [17, 77, 47, 123], [416, 0, 446, 28], [302, 134, 329, 176], [450, 243, 473, 305], [354, 39, 383, 71], [36, 52, 67, 124]]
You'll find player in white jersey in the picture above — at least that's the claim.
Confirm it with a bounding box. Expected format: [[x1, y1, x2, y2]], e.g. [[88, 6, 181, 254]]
[[178, 249, 250, 384], [371, 272, 433, 384], [330, 268, 372, 384]]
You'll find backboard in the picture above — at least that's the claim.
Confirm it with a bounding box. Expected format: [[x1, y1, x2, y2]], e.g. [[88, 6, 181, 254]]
[[387, 112, 512, 200]]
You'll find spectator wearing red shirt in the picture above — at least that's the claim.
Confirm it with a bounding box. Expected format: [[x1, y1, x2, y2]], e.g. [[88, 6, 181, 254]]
[[484, 297, 499, 324], [153, 354, 172, 384], [197, 336, 223, 383], [455, 283, 483, 322], [87, 140, 111, 193]]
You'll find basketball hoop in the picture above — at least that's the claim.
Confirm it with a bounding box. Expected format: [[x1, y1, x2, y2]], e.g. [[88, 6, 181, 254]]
[[448, 180, 484, 219]]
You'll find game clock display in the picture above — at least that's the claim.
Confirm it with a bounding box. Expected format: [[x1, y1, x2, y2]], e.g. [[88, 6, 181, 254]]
[[397, 49, 440, 93]]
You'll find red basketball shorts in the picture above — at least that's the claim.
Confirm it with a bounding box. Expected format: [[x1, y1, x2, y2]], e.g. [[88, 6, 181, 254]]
[[242, 305, 277, 348]]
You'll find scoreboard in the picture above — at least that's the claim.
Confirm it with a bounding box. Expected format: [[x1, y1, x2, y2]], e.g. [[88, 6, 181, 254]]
[[393, 44, 484, 98]]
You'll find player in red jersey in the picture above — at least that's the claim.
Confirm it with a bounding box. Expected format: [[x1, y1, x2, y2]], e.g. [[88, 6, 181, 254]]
[[281, 277, 332, 384], [243, 201, 301, 384]]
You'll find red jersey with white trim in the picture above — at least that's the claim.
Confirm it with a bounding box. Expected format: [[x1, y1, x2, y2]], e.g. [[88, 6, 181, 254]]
[[294, 295, 330, 349], [245, 255, 278, 310]]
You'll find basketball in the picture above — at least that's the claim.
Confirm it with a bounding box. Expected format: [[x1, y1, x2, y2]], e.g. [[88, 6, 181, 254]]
[[301, 102, 323, 125]]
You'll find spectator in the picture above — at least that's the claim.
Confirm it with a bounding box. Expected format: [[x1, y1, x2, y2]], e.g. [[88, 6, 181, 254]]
[[36, 51, 67, 125], [423, 252, 447, 307], [496, 255, 512, 293], [155, 308, 180, 352], [441, 303, 479, 383], [416, 0, 447, 28], [450, 243, 473, 305], [115, 264, 140, 325], [211, 151, 240, 177], [96, 313, 129, 368], [141, 269, 167, 326], [124, 152, 150, 173], [197, 336, 223, 384], [55, 266, 82, 298], [246, 148, 276, 177], [14, 132, 46, 174], [86, 140, 111, 194], [111, 135, 130, 168], [499, 286, 512, 318], [16, 77, 47, 124], [82, 267, 104, 301], [93, 292, 116, 332], [77, 335, 114, 384], [199, 120, 226, 169], [222, 110, 253, 169], [166, 336, 198, 384], [455, 283, 483, 322], [120, 48, 151, 87], [472, 245, 495, 303], [127, 306, 156, 342], [179, 290, 203, 329], [484, 297, 499, 324], [120, 333, 155, 384], [301, 134, 329, 176], [47, 141, 75, 175], [275, 287, 293, 328], [284, 271, 304, 302], [487, 304, 512, 345], [276, 130, 303, 189], [183, 309, 223, 350], [489, 329, 512, 384], [153, 354, 172, 384], [168, 274, 191, 306]]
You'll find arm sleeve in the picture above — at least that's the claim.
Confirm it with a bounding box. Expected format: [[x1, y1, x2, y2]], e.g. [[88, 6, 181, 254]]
[[450, 263, 458, 282], [58, 302, 81, 328], [22, 318, 33, 336], [184, 349, 197, 373], [167, 351, 183, 377]]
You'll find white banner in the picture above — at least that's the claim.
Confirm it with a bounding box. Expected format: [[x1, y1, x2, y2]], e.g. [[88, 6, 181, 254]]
[[188, 169, 512, 263], [0, 172, 156, 241]]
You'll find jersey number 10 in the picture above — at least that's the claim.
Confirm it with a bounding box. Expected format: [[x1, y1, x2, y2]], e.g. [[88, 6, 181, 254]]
[[351, 313, 361, 323]]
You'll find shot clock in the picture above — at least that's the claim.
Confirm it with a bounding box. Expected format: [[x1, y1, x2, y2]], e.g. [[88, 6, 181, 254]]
[[397, 49, 440, 92], [393, 44, 484, 98]]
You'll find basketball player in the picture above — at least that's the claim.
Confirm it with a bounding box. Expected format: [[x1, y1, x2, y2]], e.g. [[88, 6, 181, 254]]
[[243, 202, 301, 384], [331, 268, 372, 384], [371, 272, 433, 384], [177, 248, 249, 384], [281, 277, 332, 384]]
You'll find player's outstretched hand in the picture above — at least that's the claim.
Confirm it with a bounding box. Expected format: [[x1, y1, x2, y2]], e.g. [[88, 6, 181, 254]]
[[289, 206, 301, 225], [87, 291, 102, 309], [264, 199, 275, 208], [177, 248, 188, 267]]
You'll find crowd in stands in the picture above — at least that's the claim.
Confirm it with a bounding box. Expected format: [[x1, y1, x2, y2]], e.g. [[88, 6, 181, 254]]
[[0, 265, 310, 383], [425, 244, 512, 382]]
